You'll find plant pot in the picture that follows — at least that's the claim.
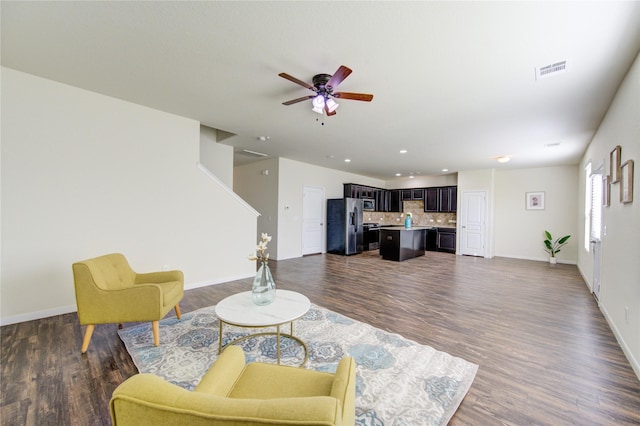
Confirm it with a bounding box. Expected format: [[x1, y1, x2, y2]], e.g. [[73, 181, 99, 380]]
[[549, 257, 557, 264]]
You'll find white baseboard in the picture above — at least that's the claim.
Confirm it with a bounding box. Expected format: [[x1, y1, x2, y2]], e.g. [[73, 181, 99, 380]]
[[0, 304, 77, 326], [0, 272, 255, 326], [576, 263, 594, 292], [493, 253, 577, 265], [600, 303, 640, 380], [185, 272, 254, 290]]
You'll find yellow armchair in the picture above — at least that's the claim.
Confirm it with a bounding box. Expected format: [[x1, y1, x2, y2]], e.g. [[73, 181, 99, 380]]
[[72, 253, 184, 353], [110, 346, 356, 426]]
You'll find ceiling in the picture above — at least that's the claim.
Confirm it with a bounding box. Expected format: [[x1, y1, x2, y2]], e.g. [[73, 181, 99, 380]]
[[2, 1, 639, 181]]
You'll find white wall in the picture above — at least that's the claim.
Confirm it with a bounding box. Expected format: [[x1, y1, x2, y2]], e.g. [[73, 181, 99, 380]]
[[494, 166, 579, 263], [199, 125, 234, 187], [277, 158, 386, 260], [1, 68, 257, 324], [237, 158, 382, 260], [234, 158, 279, 258], [578, 53, 639, 376]]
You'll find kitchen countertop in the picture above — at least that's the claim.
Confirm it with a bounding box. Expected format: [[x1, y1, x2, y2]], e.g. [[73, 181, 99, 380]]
[[378, 225, 456, 229], [379, 226, 432, 231]]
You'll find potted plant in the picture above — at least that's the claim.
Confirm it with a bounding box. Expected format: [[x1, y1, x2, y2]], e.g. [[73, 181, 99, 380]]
[[543, 231, 571, 264]]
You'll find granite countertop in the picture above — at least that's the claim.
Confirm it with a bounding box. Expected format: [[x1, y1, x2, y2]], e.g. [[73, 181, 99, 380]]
[[378, 224, 457, 229], [379, 226, 432, 231]]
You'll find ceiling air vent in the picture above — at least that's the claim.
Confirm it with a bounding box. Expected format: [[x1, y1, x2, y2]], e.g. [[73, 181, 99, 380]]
[[535, 60, 568, 80]]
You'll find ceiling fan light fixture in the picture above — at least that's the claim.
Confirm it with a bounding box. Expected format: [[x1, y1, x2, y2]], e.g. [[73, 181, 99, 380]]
[[280, 65, 372, 117], [325, 98, 339, 113], [312, 95, 325, 114]]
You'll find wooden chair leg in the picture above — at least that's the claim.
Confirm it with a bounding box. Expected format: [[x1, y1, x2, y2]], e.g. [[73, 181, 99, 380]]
[[175, 304, 181, 319], [81, 324, 95, 353], [152, 321, 160, 346]]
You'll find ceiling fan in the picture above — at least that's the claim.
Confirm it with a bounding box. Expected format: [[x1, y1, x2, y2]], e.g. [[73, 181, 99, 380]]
[[279, 65, 373, 116]]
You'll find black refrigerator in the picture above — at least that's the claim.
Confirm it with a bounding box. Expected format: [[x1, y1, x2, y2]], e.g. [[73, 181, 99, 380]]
[[327, 198, 363, 255]]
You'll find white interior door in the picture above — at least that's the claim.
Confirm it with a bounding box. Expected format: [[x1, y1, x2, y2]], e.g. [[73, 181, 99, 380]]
[[461, 191, 486, 257], [302, 186, 325, 255]]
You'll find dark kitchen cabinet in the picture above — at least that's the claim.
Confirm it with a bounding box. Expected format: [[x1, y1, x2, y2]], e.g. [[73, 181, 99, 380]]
[[389, 190, 402, 212], [439, 186, 457, 212], [437, 228, 456, 253], [402, 189, 424, 201], [376, 190, 391, 212], [424, 186, 457, 212], [380, 228, 426, 261], [343, 184, 359, 199], [426, 228, 438, 251], [344, 184, 373, 204], [440, 188, 451, 212], [344, 183, 456, 213], [449, 187, 457, 212], [424, 188, 439, 212]]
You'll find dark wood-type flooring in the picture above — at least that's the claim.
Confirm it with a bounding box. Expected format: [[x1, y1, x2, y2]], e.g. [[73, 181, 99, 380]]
[[2, 251, 640, 425]]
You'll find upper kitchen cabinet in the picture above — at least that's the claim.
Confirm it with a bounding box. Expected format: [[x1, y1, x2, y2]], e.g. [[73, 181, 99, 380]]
[[343, 183, 359, 199], [344, 183, 456, 213], [441, 186, 457, 212], [344, 183, 376, 200], [424, 186, 457, 212], [401, 189, 424, 201], [389, 190, 402, 212], [375, 190, 390, 212], [424, 188, 439, 212], [439, 186, 457, 212]]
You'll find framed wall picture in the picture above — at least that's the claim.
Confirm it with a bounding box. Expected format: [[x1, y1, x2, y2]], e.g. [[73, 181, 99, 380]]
[[610, 145, 621, 183], [620, 159, 634, 204], [526, 191, 545, 210], [603, 175, 611, 207]]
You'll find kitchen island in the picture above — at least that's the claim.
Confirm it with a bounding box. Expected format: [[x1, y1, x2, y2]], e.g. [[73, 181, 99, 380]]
[[379, 226, 429, 261]]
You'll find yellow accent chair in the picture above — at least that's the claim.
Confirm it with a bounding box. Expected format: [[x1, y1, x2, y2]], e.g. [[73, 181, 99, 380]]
[[72, 253, 184, 353], [110, 345, 357, 426]]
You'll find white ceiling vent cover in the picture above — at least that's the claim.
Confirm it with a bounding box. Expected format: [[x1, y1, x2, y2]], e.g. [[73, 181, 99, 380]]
[[535, 60, 568, 80]]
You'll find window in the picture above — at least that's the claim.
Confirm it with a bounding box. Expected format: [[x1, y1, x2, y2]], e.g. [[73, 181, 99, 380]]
[[584, 162, 603, 251], [590, 173, 602, 241]]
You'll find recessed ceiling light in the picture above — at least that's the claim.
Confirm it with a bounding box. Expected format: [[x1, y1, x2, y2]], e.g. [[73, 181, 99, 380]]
[[497, 156, 510, 163], [399, 150, 407, 154], [409, 175, 415, 179], [442, 168, 449, 172], [257, 136, 270, 142], [395, 173, 401, 177], [344, 158, 351, 163]]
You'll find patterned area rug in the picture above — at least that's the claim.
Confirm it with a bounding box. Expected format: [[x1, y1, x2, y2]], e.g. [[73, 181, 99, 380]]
[[118, 303, 478, 425]]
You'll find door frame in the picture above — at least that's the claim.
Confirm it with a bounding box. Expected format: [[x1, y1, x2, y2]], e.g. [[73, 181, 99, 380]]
[[302, 185, 325, 255], [589, 167, 604, 300], [460, 190, 488, 258]]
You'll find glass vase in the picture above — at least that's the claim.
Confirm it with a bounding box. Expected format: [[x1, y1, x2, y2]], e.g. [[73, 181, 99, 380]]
[[252, 261, 276, 306]]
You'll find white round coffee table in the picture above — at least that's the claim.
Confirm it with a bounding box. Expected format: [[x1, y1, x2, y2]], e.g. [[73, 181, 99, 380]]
[[215, 290, 311, 366]]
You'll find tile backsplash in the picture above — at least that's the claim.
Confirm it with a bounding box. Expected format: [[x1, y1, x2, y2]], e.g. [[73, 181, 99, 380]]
[[364, 200, 457, 227]]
